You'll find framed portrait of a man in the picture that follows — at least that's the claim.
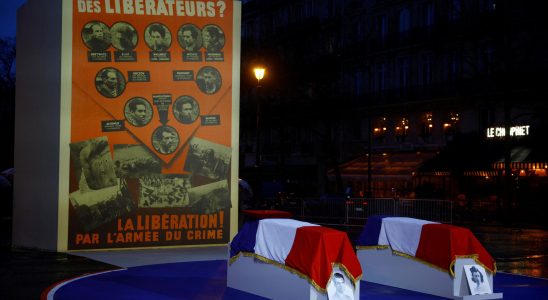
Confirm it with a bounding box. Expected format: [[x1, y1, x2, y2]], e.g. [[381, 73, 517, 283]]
[[124, 97, 153, 127], [81, 21, 110, 51], [95, 67, 126, 98], [173, 95, 200, 124]]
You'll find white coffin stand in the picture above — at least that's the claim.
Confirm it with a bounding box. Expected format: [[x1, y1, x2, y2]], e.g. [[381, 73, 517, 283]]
[[357, 248, 502, 299], [227, 254, 360, 300]]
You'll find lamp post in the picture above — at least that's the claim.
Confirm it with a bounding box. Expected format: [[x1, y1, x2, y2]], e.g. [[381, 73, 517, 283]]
[[254, 67, 265, 167]]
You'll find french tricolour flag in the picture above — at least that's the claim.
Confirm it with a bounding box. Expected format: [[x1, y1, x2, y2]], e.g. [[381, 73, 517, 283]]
[[230, 218, 362, 291], [356, 216, 496, 275]]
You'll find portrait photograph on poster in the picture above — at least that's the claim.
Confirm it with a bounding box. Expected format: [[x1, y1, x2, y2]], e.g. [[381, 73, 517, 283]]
[[81, 21, 111, 51], [113, 144, 162, 178], [110, 21, 138, 51], [95, 67, 126, 98], [70, 136, 118, 191], [139, 175, 192, 208], [202, 24, 224, 52], [326, 271, 355, 300], [124, 97, 153, 127], [69, 179, 135, 232], [187, 180, 230, 214], [196, 66, 222, 94], [464, 264, 492, 295], [184, 137, 231, 181], [152, 125, 179, 155], [173, 95, 200, 124], [178, 23, 202, 52], [144, 22, 171, 52]]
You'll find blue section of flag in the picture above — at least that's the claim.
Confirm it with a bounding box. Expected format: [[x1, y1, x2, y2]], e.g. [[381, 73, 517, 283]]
[[356, 215, 391, 246], [230, 220, 260, 257]]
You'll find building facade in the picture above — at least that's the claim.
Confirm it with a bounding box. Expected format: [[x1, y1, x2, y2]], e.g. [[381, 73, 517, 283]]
[[239, 0, 548, 211]]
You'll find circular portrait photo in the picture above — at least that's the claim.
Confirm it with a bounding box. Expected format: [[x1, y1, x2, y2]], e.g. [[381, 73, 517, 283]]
[[173, 95, 200, 124], [95, 67, 126, 98], [81, 21, 110, 51], [124, 97, 153, 127], [152, 125, 179, 155], [144, 23, 171, 52], [196, 66, 222, 95], [202, 24, 225, 52], [177, 24, 202, 52], [110, 22, 138, 51]]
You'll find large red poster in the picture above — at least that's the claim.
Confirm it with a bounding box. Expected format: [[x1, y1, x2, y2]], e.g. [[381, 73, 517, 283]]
[[68, 0, 234, 250]]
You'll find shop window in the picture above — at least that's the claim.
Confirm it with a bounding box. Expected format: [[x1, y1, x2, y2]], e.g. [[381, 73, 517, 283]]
[[420, 113, 433, 140], [444, 112, 460, 138], [373, 117, 387, 142], [395, 117, 409, 142]]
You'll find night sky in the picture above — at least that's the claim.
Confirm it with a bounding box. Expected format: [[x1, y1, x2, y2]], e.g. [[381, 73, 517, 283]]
[[0, 0, 26, 38]]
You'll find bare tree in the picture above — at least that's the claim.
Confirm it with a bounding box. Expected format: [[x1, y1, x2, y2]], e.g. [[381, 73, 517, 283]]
[[0, 37, 16, 170], [0, 37, 16, 92]]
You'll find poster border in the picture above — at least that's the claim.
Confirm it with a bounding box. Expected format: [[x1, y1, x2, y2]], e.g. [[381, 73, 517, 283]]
[[230, 0, 242, 241], [58, 0, 242, 251], [58, 0, 74, 252]]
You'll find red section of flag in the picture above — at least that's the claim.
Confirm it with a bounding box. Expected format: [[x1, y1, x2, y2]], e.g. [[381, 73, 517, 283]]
[[415, 224, 496, 273], [285, 226, 362, 289]]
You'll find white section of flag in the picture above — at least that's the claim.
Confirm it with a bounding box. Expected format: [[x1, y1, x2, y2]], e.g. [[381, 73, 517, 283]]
[[254, 218, 318, 264], [378, 217, 438, 256]]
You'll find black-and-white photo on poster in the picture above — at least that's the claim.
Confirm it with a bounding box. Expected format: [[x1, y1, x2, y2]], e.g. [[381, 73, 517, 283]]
[[173, 95, 200, 124], [110, 21, 138, 51], [113, 144, 162, 178], [196, 66, 222, 94], [82, 21, 110, 51], [144, 23, 171, 52], [69, 179, 135, 231], [202, 24, 224, 52], [95, 67, 126, 98], [152, 125, 179, 155], [70, 136, 118, 191], [139, 175, 192, 208], [124, 97, 153, 127], [188, 180, 230, 214], [464, 264, 492, 295], [178, 23, 202, 52], [184, 137, 231, 181]]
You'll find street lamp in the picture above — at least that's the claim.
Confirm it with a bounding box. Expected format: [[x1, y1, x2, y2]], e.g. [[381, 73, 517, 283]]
[[254, 67, 266, 167], [254, 67, 265, 87]]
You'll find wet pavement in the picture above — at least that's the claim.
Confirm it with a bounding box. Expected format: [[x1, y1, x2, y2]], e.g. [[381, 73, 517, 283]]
[[469, 225, 548, 278], [1, 216, 547, 299], [0, 217, 118, 300]]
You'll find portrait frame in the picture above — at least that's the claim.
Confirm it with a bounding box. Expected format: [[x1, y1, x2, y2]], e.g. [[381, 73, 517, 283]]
[[94, 67, 126, 98], [151, 125, 180, 155], [196, 66, 222, 95], [124, 97, 153, 127], [110, 21, 138, 51], [201, 24, 225, 52], [81, 20, 111, 51], [144, 22, 172, 52], [464, 264, 492, 295], [326, 270, 355, 300], [177, 23, 203, 52], [173, 95, 200, 124]]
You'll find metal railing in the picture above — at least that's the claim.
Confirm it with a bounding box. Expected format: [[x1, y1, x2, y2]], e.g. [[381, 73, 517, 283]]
[[268, 197, 453, 226]]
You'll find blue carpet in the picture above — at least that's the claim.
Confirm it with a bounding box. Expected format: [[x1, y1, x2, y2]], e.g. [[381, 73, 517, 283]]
[[50, 260, 548, 300]]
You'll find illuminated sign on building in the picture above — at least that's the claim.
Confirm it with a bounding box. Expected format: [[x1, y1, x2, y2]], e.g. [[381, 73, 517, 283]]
[[486, 125, 530, 138]]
